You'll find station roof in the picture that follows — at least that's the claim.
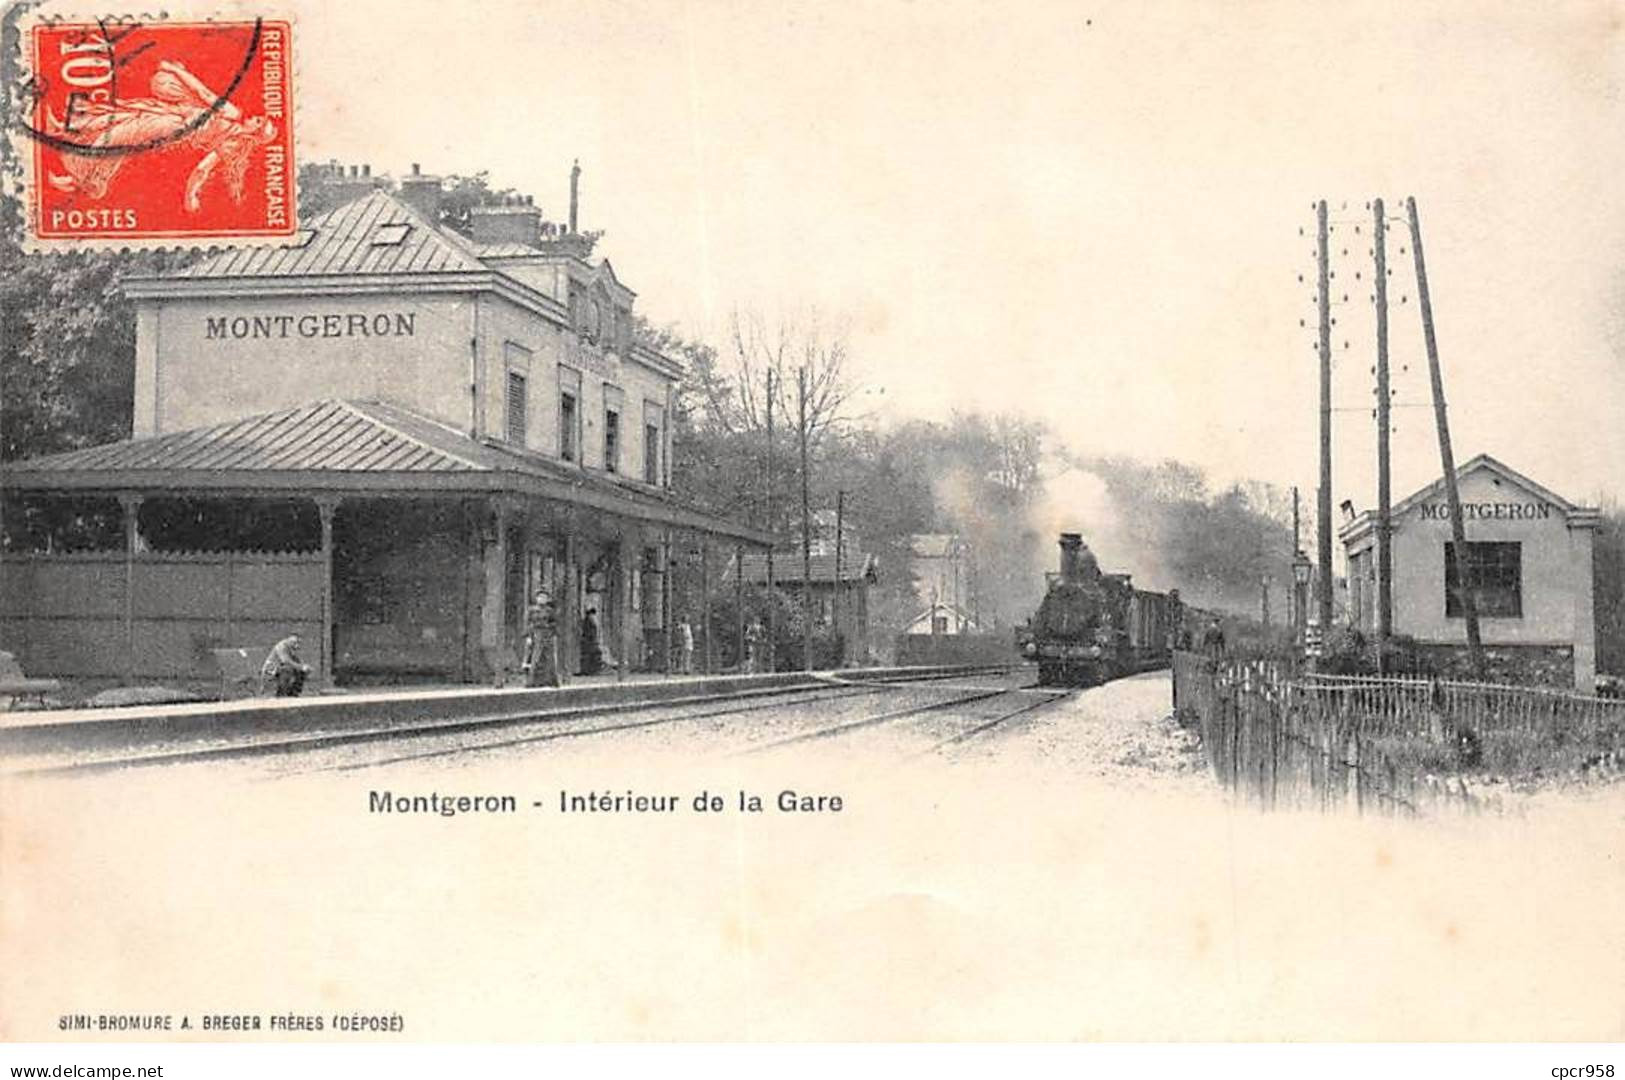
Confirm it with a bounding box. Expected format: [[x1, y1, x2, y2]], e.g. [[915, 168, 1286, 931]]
[[150, 191, 489, 280], [1, 399, 775, 546]]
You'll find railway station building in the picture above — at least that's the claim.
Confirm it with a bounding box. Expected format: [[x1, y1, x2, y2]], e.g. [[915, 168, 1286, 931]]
[[1339, 454, 1599, 691], [0, 179, 772, 687]]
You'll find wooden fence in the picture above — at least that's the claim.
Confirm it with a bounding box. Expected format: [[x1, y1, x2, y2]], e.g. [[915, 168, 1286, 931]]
[[1, 551, 323, 682], [1171, 651, 1625, 815]]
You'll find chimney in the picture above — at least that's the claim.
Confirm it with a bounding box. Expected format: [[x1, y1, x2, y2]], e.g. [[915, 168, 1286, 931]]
[[399, 162, 443, 220], [569, 159, 580, 234], [470, 195, 542, 246]]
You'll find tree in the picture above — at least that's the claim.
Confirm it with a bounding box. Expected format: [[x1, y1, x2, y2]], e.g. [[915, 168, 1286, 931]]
[[714, 308, 855, 445], [1, 200, 198, 460]]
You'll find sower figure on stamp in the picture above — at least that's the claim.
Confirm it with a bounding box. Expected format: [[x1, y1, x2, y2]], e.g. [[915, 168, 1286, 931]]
[[45, 60, 277, 212], [522, 590, 563, 688], [262, 634, 312, 697]]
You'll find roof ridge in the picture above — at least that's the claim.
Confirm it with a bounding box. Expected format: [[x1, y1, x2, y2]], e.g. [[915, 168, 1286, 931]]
[[1390, 452, 1580, 517]]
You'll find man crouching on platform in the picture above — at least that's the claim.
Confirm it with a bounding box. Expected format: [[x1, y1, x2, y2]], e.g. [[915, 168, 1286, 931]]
[[262, 634, 312, 697]]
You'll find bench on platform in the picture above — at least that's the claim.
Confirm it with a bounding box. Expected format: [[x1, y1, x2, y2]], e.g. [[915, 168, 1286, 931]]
[[0, 650, 62, 710], [211, 646, 271, 700]]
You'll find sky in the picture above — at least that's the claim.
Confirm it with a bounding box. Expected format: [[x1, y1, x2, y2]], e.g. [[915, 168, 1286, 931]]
[[85, 0, 1625, 506]]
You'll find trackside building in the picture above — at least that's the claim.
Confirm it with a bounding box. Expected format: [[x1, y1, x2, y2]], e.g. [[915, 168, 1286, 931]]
[[1340, 454, 1599, 691]]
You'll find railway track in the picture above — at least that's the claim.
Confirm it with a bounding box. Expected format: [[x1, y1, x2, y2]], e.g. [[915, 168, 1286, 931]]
[[742, 682, 1073, 757], [4, 669, 1031, 778]]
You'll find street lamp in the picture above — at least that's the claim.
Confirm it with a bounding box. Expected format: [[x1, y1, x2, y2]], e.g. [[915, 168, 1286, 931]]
[[1291, 549, 1313, 647]]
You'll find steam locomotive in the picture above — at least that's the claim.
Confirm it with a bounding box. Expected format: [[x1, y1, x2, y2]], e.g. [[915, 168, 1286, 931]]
[[1019, 533, 1185, 687]]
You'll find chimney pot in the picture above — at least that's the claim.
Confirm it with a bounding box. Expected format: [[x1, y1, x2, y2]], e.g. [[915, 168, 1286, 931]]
[[411, 163, 421, 176], [569, 159, 581, 234], [350, 164, 359, 178], [362, 164, 371, 178]]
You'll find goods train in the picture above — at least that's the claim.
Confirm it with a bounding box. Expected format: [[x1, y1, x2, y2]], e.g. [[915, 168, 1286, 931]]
[[1018, 533, 1188, 687]]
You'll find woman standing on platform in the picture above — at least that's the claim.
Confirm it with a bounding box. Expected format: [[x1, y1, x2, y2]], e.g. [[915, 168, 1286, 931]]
[[522, 590, 563, 688], [579, 607, 604, 676]]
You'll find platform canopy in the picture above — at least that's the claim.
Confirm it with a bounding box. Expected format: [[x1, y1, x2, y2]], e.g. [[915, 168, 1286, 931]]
[[1, 398, 775, 546]]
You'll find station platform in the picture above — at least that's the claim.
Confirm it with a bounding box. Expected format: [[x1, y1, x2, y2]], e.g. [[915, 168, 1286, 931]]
[[0, 664, 1016, 761]]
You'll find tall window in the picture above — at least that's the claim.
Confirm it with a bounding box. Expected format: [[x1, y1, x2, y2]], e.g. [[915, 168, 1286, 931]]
[[604, 408, 620, 473], [558, 364, 582, 463], [643, 401, 665, 486], [505, 371, 527, 445], [559, 392, 577, 461], [644, 423, 660, 484], [1444, 541, 1522, 618]]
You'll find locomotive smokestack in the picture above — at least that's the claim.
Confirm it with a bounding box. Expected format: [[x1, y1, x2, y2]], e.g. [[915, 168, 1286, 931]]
[[1058, 533, 1084, 583]]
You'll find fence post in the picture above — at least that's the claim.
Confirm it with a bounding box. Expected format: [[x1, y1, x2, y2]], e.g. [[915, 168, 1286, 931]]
[[1352, 729, 1364, 815]]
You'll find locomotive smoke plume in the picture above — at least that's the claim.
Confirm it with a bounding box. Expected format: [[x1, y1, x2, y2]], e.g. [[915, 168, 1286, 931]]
[[1027, 462, 1174, 594]]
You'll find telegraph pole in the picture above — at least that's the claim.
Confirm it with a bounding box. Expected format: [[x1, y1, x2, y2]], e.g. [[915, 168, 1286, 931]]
[[1373, 199, 1394, 662], [1291, 485, 1300, 634], [1316, 200, 1334, 638], [798, 366, 813, 671], [765, 368, 776, 673], [1407, 196, 1484, 678], [834, 489, 845, 663], [1292, 485, 1301, 550]]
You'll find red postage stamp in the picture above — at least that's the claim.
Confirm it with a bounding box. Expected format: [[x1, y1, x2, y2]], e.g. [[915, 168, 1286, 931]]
[[22, 18, 295, 245]]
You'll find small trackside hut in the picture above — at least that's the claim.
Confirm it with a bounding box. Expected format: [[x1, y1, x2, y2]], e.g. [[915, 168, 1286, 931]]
[[1340, 454, 1601, 692]]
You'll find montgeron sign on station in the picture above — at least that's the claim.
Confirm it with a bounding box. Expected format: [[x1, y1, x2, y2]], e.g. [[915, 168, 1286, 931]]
[[205, 312, 419, 340]]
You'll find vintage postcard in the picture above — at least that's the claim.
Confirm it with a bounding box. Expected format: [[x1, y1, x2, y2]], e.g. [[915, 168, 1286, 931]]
[[1, 0, 1622, 1063]]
